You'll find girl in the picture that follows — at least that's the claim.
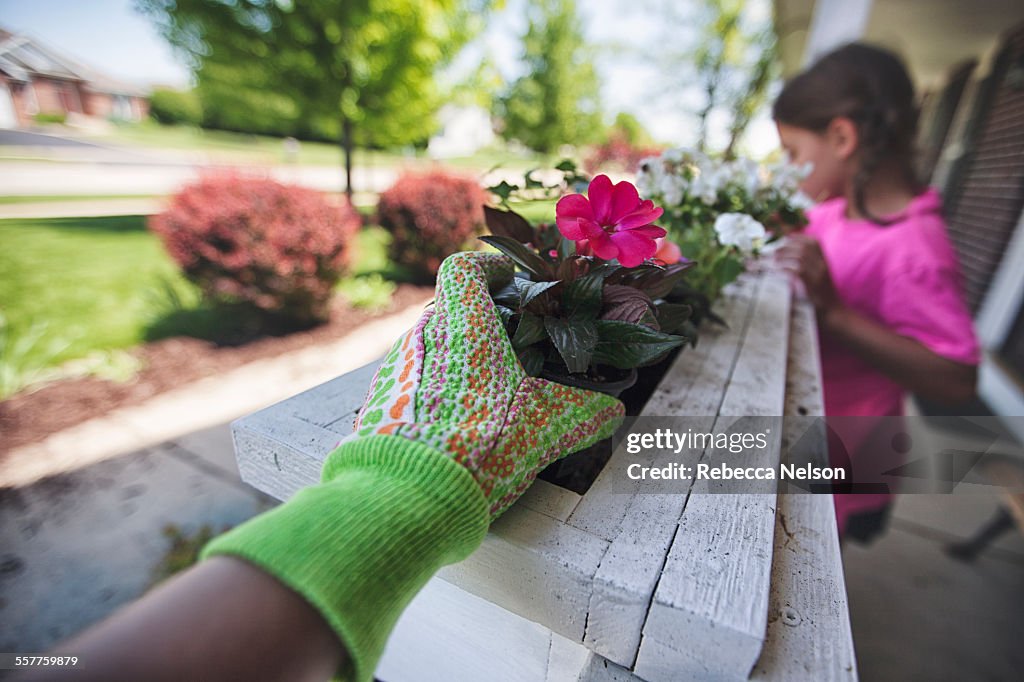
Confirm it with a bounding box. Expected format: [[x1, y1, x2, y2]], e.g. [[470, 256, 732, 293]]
[[773, 43, 980, 543]]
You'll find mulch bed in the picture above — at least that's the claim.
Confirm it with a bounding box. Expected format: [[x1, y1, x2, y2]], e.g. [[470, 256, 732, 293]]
[[0, 284, 432, 456]]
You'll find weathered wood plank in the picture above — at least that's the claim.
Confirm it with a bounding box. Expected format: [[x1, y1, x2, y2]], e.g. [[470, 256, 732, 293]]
[[438, 503, 608, 642], [635, 270, 791, 682], [750, 494, 858, 680], [578, 276, 762, 667], [375, 575, 554, 682], [517, 479, 583, 523], [568, 275, 760, 542], [780, 298, 831, 479], [752, 297, 857, 681], [232, 414, 344, 501]]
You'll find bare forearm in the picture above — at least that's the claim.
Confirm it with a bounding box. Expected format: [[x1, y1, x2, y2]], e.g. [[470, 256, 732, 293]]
[[822, 305, 977, 405], [18, 557, 348, 682]]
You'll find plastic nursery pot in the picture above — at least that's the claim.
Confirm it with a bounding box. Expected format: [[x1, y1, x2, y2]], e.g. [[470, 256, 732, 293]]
[[540, 366, 639, 399]]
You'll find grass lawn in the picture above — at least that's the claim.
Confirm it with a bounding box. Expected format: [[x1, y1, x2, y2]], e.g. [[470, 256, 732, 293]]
[[0, 215, 393, 381], [0, 215, 186, 369], [505, 199, 559, 224]]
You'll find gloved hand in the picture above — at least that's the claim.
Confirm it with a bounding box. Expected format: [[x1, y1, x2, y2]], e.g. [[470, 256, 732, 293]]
[[202, 251, 624, 681]]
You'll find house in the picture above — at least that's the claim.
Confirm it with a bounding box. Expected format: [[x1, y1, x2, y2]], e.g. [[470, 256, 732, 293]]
[[0, 27, 148, 129], [427, 104, 496, 159], [774, 0, 1024, 432]]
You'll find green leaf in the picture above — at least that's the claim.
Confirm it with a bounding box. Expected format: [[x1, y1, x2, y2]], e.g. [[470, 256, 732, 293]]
[[484, 206, 535, 244], [592, 320, 686, 369], [544, 317, 597, 374], [555, 159, 577, 172], [514, 278, 559, 308], [714, 256, 745, 287], [495, 305, 515, 326], [479, 235, 552, 279], [654, 302, 693, 335], [487, 180, 518, 203], [626, 262, 694, 299], [492, 282, 521, 308], [562, 271, 604, 319], [517, 345, 545, 377], [512, 311, 547, 349]]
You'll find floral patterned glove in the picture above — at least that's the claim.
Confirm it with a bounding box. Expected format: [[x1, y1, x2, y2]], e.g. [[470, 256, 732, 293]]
[[348, 251, 624, 517], [203, 251, 624, 681]]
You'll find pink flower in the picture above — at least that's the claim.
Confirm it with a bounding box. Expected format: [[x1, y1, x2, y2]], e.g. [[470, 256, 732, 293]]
[[653, 237, 683, 265], [555, 174, 666, 267]]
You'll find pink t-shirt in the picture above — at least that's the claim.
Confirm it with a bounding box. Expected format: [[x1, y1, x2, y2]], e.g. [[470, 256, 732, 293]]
[[804, 189, 981, 533], [805, 188, 981, 418]]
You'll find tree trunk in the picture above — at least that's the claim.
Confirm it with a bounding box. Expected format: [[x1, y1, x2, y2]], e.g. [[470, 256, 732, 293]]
[[341, 115, 354, 200]]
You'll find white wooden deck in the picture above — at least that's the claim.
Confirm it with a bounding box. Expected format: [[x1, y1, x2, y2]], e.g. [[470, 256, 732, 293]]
[[231, 269, 857, 681]]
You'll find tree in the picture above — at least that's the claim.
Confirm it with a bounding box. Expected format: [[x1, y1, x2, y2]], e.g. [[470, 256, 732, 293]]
[[723, 28, 776, 159], [605, 112, 654, 147], [136, 0, 489, 197], [647, 0, 777, 156], [498, 0, 602, 153]]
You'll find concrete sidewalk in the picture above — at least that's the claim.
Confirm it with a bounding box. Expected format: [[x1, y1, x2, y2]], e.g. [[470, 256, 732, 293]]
[[0, 421, 272, 652], [0, 191, 380, 220]]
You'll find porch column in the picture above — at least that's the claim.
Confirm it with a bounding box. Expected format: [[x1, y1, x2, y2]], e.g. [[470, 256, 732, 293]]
[[803, 0, 874, 65]]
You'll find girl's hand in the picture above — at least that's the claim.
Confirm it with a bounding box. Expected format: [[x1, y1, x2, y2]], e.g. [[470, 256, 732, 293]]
[[775, 234, 842, 315]]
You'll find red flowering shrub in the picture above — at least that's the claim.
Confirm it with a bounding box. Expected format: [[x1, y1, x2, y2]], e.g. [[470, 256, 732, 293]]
[[377, 171, 487, 281], [150, 175, 359, 323], [584, 133, 664, 175]]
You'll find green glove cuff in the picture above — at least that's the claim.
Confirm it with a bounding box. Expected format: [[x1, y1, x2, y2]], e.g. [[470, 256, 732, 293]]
[[200, 435, 489, 682]]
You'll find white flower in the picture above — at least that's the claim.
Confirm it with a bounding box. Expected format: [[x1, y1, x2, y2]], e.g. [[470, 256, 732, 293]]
[[636, 156, 664, 196], [766, 160, 812, 197], [692, 165, 727, 205], [661, 147, 685, 164], [731, 158, 760, 197], [658, 174, 687, 206], [790, 191, 815, 210], [714, 213, 767, 254]]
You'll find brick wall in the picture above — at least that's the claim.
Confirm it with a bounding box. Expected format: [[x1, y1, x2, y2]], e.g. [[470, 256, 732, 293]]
[[29, 77, 85, 115]]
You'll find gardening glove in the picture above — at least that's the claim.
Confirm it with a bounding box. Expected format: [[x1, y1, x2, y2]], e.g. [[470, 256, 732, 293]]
[[202, 251, 624, 682]]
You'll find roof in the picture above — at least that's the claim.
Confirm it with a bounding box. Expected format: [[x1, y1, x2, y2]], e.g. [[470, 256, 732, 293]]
[[0, 27, 146, 96]]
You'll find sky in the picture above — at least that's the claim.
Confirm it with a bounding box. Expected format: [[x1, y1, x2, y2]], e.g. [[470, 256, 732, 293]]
[[0, 0, 779, 155]]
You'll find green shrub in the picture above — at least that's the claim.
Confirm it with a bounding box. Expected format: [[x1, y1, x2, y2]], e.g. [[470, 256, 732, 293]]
[[33, 112, 66, 124], [149, 87, 203, 126], [336, 274, 396, 311]]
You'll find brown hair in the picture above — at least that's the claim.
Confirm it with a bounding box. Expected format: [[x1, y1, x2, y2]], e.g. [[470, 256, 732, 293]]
[[773, 43, 922, 224]]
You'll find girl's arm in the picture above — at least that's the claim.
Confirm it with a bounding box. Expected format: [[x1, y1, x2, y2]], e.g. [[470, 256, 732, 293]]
[[777, 235, 978, 405], [18, 557, 348, 682], [819, 304, 977, 404]]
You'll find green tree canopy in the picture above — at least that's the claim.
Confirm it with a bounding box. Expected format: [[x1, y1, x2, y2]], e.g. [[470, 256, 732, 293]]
[[605, 112, 655, 147], [498, 0, 602, 153], [137, 0, 491, 195]]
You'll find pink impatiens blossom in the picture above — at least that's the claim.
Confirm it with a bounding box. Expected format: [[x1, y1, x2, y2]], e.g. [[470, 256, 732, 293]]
[[555, 174, 666, 267], [653, 237, 684, 265]]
